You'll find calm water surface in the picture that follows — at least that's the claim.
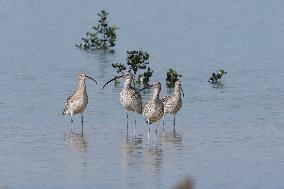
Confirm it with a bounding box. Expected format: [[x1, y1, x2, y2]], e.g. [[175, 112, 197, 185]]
[[0, 0, 284, 188]]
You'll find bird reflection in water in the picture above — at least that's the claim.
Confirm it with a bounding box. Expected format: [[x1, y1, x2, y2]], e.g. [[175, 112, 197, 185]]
[[64, 132, 88, 181], [121, 139, 144, 161], [65, 132, 88, 153], [120, 139, 144, 189], [145, 146, 163, 168], [163, 128, 182, 143], [144, 145, 163, 188]]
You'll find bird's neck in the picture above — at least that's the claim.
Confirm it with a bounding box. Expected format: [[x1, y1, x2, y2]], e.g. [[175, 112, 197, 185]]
[[78, 79, 87, 92], [174, 85, 181, 98], [123, 78, 132, 88], [152, 88, 160, 100]]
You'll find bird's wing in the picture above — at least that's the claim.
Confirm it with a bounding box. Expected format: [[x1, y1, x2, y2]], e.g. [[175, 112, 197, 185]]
[[129, 86, 142, 100], [62, 91, 76, 115]]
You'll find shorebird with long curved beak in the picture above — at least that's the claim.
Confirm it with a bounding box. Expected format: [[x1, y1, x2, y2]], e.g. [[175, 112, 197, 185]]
[[134, 82, 164, 142], [62, 73, 97, 134], [162, 80, 184, 128], [102, 71, 142, 139]]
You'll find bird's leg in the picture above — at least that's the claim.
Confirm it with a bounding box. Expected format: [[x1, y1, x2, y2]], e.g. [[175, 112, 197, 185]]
[[81, 114, 84, 135], [147, 124, 150, 144], [155, 123, 158, 144], [134, 113, 137, 138], [126, 111, 129, 138], [162, 114, 165, 131], [173, 114, 176, 128], [70, 115, 74, 133], [126, 111, 129, 122]]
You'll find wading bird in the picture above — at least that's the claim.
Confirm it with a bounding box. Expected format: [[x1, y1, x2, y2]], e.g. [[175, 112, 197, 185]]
[[134, 82, 164, 142], [62, 73, 97, 134], [162, 80, 184, 127], [102, 72, 142, 139]]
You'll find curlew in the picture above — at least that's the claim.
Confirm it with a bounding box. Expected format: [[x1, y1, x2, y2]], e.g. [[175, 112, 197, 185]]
[[134, 82, 164, 142], [62, 73, 97, 134], [162, 80, 184, 128], [102, 71, 142, 139]]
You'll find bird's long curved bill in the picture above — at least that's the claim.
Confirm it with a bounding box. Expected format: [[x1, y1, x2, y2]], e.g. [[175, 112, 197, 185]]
[[86, 76, 97, 84], [102, 75, 124, 90], [181, 86, 185, 98]]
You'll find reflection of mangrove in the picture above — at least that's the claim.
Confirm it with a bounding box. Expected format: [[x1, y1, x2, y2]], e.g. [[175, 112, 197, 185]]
[[211, 81, 224, 89], [163, 129, 182, 143], [65, 132, 88, 152], [86, 49, 116, 79]]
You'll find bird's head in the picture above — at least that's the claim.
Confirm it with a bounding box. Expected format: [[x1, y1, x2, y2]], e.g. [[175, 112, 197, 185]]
[[175, 80, 182, 86], [123, 71, 133, 80], [79, 73, 97, 84], [175, 80, 184, 97], [102, 71, 133, 90], [149, 81, 161, 90]]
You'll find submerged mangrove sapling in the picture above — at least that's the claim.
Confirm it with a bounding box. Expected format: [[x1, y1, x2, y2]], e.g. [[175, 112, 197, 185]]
[[126, 50, 150, 81], [208, 69, 227, 83], [111, 50, 153, 86], [166, 68, 182, 87], [76, 10, 118, 50], [112, 63, 126, 85], [137, 67, 154, 87]]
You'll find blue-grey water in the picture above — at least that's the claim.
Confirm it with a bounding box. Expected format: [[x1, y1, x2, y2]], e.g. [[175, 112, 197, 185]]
[[0, 0, 284, 188]]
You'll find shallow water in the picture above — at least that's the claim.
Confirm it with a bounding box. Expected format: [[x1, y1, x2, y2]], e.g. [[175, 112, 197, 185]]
[[0, 0, 284, 188]]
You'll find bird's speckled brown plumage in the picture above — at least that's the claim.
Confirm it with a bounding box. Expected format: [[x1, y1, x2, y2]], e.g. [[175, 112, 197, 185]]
[[162, 80, 183, 115], [162, 80, 183, 127], [143, 82, 164, 124], [63, 74, 89, 116], [102, 71, 142, 138], [119, 73, 142, 114], [62, 73, 97, 133]]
